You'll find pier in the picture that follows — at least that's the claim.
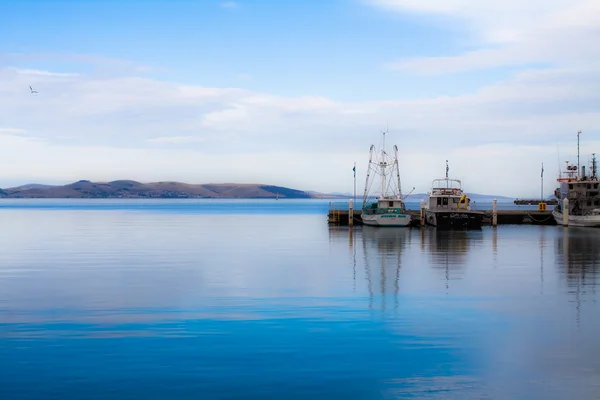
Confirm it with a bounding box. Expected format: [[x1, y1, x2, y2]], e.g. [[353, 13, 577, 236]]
[[328, 203, 556, 226], [514, 198, 558, 206]]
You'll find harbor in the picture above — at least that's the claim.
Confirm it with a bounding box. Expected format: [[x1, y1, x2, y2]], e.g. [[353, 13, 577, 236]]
[[339, 130, 598, 229], [328, 202, 556, 226]]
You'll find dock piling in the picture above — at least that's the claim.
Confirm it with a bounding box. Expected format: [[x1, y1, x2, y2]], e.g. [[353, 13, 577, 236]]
[[492, 199, 498, 227], [563, 198, 569, 227], [348, 199, 354, 227], [420, 199, 425, 226]]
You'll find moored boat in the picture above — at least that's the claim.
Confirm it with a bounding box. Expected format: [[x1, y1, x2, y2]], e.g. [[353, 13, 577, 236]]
[[424, 161, 484, 230], [360, 131, 412, 227], [552, 132, 600, 227]]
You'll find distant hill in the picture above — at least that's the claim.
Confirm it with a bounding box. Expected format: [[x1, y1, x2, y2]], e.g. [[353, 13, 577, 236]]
[[7, 183, 57, 191], [0, 180, 330, 199], [304, 190, 349, 199], [0, 180, 517, 200]]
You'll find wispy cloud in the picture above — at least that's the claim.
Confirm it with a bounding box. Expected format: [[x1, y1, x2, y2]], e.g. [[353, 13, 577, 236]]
[[147, 136, 207, 144], [0, 52, 157, 76], [220, 1, 239, 10], [13, 68, 79, 77], [0, 128, 26, 134], [371, 0, 600, 75], [236, 73, 252, 81]]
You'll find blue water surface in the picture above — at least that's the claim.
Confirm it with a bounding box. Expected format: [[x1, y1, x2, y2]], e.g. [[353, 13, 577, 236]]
[[0, 199, 596, 399]]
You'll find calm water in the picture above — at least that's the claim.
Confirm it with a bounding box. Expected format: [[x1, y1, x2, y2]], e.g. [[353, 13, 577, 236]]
[[0, 200, 597, 399]]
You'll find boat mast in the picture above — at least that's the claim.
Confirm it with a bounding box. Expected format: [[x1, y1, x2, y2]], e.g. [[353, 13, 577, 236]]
[[394, 145, 402, 198], [380, 131, 386, 198], [577, 130, 581, 178], [362, 145, 375, 207]]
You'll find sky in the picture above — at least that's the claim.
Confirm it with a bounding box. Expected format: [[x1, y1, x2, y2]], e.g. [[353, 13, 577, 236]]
[[1, 0, 599, 197]]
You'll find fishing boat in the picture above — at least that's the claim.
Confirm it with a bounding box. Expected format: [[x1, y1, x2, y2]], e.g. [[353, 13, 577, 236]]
[[552, 132, 600, 227], [424, 160, 484, 229], [360, 131, 412, 227]]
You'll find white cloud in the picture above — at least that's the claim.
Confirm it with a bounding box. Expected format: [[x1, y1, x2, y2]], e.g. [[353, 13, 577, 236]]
[[0, 63, 599, 197], [372, 0, 600, 74]]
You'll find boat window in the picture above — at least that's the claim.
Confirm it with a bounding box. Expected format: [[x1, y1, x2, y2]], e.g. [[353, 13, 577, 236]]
[[388, 201, 393, 207], [569, 184, 573, 189], [596, 200, 600, 206], [452, 198, 458, 203], [437, 197, 442, 206], [595, 183, 599, 189], [443, 198, 448, 206], [588, 200, 592, 207], [588, 184, 591, 189]]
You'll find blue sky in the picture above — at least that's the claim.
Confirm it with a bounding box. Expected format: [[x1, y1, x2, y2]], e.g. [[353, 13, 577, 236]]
[[1, 0, 599, 196], [2, 0, 494, 99]]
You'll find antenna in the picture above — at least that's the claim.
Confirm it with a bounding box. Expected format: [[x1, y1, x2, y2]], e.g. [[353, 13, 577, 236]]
[[445, 160, 449, 189], [557, 144, 561, 179], [577, 130, 581, 178]]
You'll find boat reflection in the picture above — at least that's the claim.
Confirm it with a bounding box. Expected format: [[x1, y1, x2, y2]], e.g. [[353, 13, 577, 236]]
[[361, 226, 411, 311], [555, 228, 600, 289], [555, 228, 600, 327], [420, 228, 479, 289]]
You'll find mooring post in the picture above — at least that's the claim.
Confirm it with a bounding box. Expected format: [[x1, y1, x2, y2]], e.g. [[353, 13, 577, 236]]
[[420, 199, 425, 227], [348, 199, 354, 227], [563, 198, 569, 227], [492, 199, 498, 227]]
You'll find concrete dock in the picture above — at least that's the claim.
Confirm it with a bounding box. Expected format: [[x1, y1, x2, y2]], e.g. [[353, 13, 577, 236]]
[[328, 208, 556, 226]]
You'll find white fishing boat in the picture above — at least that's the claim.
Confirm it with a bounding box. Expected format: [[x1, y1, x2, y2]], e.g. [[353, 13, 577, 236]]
[[424, 160, 484, 229], [360, 131, 412, 227], [552, 132, 600, 227]]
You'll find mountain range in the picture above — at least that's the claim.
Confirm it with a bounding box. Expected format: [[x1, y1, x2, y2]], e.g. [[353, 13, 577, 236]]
[[0, 180, 516, 200], [0, 180, 342, 199]]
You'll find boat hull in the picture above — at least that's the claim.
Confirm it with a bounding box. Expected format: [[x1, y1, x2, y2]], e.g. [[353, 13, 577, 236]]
[[361, 213, 411, 227], [552, 209, 600, 227], [425, 210, 484, 230]]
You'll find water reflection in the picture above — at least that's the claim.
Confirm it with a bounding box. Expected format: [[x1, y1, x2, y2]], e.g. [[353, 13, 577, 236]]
[[555, 228, 600, 328], [361, 226, 410, 311], [555, 228, 600, 289], [421, 228, 480, 289], [1, 205, 600, 399]]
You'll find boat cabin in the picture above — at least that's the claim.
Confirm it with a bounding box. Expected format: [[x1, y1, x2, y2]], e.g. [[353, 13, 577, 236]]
[[363, 196, 407, 214], [555, 164, 600, 215], [427, 178, 471, 211], [376, 197, 405, 209]]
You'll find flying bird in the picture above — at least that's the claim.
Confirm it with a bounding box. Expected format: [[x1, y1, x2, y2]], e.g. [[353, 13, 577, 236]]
[[29, 85, 38, 94]]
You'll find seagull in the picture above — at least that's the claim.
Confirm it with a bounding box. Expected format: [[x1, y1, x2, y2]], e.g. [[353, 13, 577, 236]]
[[29, 85, 38, 94]]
